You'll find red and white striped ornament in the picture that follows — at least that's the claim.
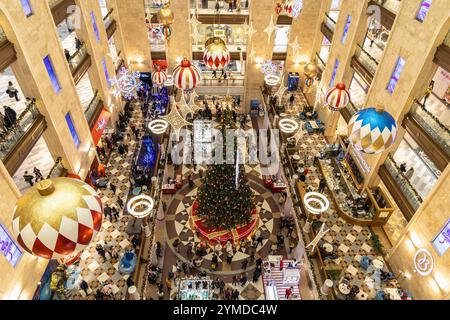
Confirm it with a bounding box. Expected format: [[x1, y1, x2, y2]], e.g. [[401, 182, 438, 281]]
[[203, 40, 231, 71], [325, 83, 351, 111], [152, 70, 168, 86], [172, 58, 202, 92]]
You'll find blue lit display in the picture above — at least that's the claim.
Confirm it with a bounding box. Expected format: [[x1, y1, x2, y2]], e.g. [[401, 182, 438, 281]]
[[329, 59, 340, 88], [0, 223, 23, 268], [387, 57, 406, 94], [416, 0, 432, 22], [91, 11, 100, 42], [20, 0, 33, 17], [43, 55, 61, 94], [341, 15, 351, 44], [65, 113, 80, 149]]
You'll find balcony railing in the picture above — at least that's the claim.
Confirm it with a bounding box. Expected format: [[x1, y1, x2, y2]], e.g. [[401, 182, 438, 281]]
[[0, 26, 6, 42], [47, 156, 67, 179], [68, 42, 89, 73], [410, 99, 450, 155], [84, 91, 101, 124], [316, 52, 326, 70], [356, 43, 379, 76], [114, 51, 124, 72], [0, 99, 42, 160], [103, 8, 114, 28], [324, 12, 337, 32], [348, 101, 358, 115], [200, 78, 244, 87], [370, 0, 400, 15], [384, 154, 423, 212]]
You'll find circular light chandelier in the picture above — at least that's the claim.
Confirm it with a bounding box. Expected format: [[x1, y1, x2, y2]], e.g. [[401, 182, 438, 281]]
[[172, 58, 202, 92], [203, 38, 231, 71], [127, 195, 155, 219], [279, 118, 299, 134], [12, 178, 103, 260], [265, 74, 281, 86], [347, 107, 398, 155], [325, 83, 351, 111], [148, 119, 169, 135], [303, 192, 330, 215]]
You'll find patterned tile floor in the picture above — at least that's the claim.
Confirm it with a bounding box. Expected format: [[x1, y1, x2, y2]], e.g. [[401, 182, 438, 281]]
[[289, 131, 403, 300], [69, 102, 146, 300]]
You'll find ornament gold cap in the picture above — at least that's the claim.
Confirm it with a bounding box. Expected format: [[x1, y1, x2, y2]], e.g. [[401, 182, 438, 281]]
[[375, 104, 385, 113], [37, 179, 55, 196]]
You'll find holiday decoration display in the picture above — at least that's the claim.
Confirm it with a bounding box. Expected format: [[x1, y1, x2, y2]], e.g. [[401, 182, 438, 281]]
[[12, 178, 103, 260], [193, 108, 257, 243], [161, 103, 192, 130], [152, 0, 170, 8], [127, 195, 154, 219], [275, 0, 284, 15], [325, 83, 351, 111], [157, 4, 174, 40], [148, 119, 169, 135], [304, 61, 319, 79], [172, 58, 202, 92], [279, 118, 300, 134], [263, 15, 277, 44], [203, 38, 231, 71], [285, 0, 303, 18], [111, 67, 142, 99], [303, 192, 330, 215], [152, 70, 168, 87], [347, 107, 398, 154]]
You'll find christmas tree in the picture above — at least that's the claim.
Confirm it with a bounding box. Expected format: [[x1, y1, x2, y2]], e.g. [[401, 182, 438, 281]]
[[196, 105, 256, 229]]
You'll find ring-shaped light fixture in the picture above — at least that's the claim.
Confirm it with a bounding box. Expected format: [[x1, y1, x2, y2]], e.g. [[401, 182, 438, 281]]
[[279, 118, 299, 134], [127, 195, 155, 219], [265, 74, 281, 86], [303, 192, 330, 215], [148, 119, 169, 135], [164, 75, 174, 87]]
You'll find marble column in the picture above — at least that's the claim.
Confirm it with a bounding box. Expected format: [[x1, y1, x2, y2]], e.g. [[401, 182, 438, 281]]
[[352, 0, 450, 188], [316, 0, 368, 141], [0, 1, 96, 177], [113, 0, 152, 72], [165, 0, 192, 71], [244, 0, 276, 111]]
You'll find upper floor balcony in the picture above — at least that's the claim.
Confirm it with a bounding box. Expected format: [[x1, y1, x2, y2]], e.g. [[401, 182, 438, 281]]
[[368, 0, 399, 30], [0, 26, 18, 73], [103, 8, 117, 40], [189, 0, 250, 17], [68, 42, 92, 85], [320, 13, 336, 43], [433, 31, 450, 73], [0, 99, 47, 175], [403, 99, 450, 172], [84, 91, 104, 129], [48, 0, 76, 26], [351, 43, 380, 86], [378, 154, 422, 221]]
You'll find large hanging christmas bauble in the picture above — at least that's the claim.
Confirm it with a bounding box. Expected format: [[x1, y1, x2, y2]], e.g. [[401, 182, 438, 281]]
[[304, 61, 319, 79], [203, 39, 231, 71], [347, 108, 398, 154], [152, 70, 168, 86], [325, 83, 350, 111], [172, 58, 202, 92], [157, 5, 174, 27], [12, 178, 103, 260], [284, 0, 295, 17]]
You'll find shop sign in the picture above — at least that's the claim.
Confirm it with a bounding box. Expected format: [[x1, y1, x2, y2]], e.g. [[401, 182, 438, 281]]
[[0, 223, 23, 268], [91, 109, 111, 146], [413, 248, 434, 276], [432, 219, 450, 257]]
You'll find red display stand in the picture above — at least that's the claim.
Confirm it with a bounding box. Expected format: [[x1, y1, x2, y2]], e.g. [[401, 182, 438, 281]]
[[162, 184, 177, 194], [191, 200, 258, 245]]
